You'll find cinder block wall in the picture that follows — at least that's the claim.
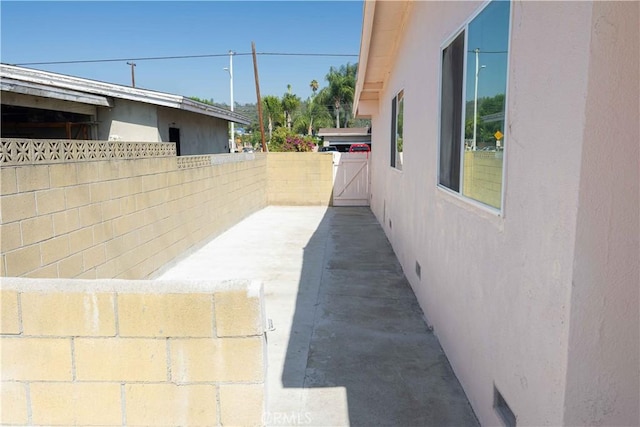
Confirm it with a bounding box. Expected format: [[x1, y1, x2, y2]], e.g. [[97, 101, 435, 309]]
[[1, 152, 267, 279], [462, 151, 503, 209], [266, 153, 333, 205], [0, 278, 266, 426]]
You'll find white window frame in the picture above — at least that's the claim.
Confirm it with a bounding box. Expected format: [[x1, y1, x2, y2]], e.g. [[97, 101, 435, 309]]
[[436, 0, 512, 216]]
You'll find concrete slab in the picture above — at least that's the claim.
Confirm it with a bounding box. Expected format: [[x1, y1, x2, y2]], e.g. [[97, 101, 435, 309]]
[[158, 206, 478, 426]]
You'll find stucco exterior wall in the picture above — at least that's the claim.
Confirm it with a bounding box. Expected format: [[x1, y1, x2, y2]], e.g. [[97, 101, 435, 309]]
[[157, 106, 230, 155], [97, 99, 160, 142], [0, 278, 266, 426], [563, 2, 640, 425], [364, 1, 625, 425]]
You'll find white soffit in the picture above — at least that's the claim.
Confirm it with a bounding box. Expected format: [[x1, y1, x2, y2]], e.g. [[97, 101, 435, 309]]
[[354, 0, 412, 117]]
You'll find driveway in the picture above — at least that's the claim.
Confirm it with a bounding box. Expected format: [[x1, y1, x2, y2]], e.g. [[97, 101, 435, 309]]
[[158, 206, 478, 426]]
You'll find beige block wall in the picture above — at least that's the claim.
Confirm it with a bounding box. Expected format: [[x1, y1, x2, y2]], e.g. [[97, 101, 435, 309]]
[[1, 142, 336, 280], [0, 278, 266, 426], [462, 151, 503, 209], [1, 152, 268, 279], [266, 153, 334, 205]]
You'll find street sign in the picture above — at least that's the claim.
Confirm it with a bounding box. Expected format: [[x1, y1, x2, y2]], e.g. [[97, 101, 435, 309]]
[[494, 130, 503, 140]]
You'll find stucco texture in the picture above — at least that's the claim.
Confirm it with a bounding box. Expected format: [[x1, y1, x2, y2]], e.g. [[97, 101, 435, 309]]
[[563, 1, 640, 425], [157, 106, 229, 155], [97, 99, 160, 142], [363, 1, 638, 425]]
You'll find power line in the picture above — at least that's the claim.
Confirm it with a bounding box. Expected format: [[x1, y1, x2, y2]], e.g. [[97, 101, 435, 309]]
[[466, 50, 507, 54], [258, 52, 357, 57], [12, 52, 359, 66]]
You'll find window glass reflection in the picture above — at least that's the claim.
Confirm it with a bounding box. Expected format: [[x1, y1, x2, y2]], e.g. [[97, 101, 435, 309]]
[[462, 0, 510, 209]]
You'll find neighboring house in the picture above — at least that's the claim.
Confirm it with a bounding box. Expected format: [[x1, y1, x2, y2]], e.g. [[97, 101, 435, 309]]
[[1, 64, 249, 155], [354, 1, 638, 426], [317, 127, 371, 152]]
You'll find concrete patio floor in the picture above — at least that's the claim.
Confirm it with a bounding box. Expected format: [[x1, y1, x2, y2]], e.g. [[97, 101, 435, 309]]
[[158, 206, 478, 426]]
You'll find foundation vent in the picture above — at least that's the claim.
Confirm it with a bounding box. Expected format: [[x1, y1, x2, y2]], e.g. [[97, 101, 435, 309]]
[[494, 386, 516, 427]]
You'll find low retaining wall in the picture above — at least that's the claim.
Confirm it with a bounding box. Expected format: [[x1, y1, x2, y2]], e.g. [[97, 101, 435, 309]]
[[0, 277, 266, 426]]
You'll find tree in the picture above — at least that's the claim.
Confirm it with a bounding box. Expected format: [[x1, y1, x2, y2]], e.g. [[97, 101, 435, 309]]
[[190, 62, 364, 136], [464, 93, 506, 146], [309, 79, 319, 96], [317, 63, 357, 128], [293, 99, 332, 135], [262, 95, 282, 141], [294, 80, 333, 135], [281, 85, 301, 130]]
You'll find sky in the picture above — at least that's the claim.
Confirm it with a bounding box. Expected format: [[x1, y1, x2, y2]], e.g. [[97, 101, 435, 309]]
[[1, 1, 364, 105], [465, 0, 510, 101]]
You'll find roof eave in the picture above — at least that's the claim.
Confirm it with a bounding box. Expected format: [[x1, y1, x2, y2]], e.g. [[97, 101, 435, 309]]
[[0, 64, 248, 124], [1, 78, 113, 107], [353, 1, 413, 119], [180, 98, 250, 125], [353, 0, 376, 118]]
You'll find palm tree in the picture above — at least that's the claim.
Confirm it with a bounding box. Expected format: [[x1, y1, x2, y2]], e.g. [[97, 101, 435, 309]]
[[282, 85, 301, 130], [320, 64, 356, 128], [262, 95, 282, 141], [310, 79, 319, 97], [294, 99, 333, 135], [305, 79, 325, 134]]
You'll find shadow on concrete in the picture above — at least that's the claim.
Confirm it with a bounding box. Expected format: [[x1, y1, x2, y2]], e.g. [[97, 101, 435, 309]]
[[281, 207, 479, 426]]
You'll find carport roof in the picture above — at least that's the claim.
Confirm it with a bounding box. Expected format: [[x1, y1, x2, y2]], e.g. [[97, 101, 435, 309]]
[[0, 63, 250, 125]]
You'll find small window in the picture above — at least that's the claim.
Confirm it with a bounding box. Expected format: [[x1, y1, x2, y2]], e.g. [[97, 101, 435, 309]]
[[438, 0, 510, 210], [390, 90, 404, 170]]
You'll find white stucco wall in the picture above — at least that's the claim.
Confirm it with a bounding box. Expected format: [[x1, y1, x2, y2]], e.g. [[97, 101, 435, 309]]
[[365, 1, 638, 425], [157, 106, 229, 155], [563, 2, 640, 425], [97, 99, 161, 141]]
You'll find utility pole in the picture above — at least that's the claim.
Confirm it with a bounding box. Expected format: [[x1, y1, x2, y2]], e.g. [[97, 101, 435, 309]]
[[126, 62, 136, 87], [252, 42, 267, 152], [472, 48, 485, 151], [224, 51, 235, 153]]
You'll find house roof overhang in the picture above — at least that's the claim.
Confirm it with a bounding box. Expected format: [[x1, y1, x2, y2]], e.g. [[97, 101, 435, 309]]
[[353, 0, 413, 119], [0, 64, 250, 125], [1, 77, 113, 108]]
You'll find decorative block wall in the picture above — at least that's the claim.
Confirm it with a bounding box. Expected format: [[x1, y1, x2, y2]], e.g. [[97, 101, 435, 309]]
[[0, 278, 267, 426], [0, 139, 268, 279]]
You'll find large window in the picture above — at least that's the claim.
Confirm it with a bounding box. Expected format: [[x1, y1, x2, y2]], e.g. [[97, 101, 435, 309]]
[[438, 0, 510, 210], [391, 90, 404, 170]]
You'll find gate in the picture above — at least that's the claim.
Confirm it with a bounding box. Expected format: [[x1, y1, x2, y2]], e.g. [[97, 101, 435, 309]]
[[332, 152, 370, 206]]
